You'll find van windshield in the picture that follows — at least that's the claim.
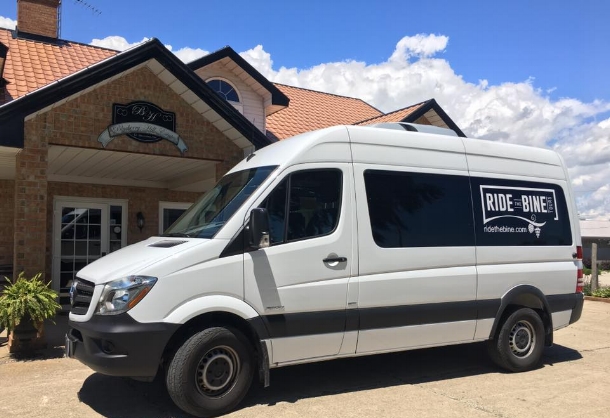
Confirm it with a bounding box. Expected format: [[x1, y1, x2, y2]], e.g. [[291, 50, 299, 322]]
[[163, 165, 277, 239]]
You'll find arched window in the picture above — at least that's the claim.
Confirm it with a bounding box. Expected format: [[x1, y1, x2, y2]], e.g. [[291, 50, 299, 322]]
[[206, 79, 240, 103]]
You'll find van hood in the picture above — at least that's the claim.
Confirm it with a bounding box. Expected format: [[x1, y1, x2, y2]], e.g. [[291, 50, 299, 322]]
[[76, 237, 210, 285]]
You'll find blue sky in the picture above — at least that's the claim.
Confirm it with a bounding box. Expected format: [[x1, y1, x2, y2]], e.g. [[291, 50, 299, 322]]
[[1, 0, 610, 218], [1, 0, 607, 102]]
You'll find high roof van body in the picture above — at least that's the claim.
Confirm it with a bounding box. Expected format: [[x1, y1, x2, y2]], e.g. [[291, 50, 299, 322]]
[[66, 125, 584, 417]]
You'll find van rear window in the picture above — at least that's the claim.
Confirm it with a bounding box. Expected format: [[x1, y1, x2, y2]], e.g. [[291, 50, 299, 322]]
[[471, 177, 572, 246]]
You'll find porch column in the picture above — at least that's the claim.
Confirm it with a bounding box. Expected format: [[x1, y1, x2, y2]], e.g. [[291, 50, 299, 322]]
[[13, 121, 48, 279]]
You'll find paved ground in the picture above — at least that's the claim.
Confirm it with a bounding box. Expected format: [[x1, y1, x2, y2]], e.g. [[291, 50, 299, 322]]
[[0, 300, 609, 418]]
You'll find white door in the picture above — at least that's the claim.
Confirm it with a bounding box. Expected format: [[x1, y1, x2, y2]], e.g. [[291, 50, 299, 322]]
[[353, 166, 478, 353], [244, 164, 355, 364], [52, 201, 125, 306]]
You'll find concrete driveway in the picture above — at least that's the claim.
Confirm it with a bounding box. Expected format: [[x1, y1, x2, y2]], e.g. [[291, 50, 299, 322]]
[[0, 300, 609, 418]]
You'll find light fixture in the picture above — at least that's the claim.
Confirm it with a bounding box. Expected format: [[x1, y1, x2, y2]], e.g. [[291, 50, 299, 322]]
[[136, 212, 145, 232]]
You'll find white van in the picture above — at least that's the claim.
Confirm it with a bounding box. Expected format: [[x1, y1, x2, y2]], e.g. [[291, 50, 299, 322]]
[[66, 124, 584, 417]]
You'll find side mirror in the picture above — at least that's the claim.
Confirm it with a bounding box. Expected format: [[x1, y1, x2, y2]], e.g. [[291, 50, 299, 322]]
[[248, 208, 270, 249]]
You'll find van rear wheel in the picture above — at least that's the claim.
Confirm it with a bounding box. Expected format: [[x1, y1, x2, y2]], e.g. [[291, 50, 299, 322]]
[[488, 308, 545, 372], [166, 327, 254, 417]]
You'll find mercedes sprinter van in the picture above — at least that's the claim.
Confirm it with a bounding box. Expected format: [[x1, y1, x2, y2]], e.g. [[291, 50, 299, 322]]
[[66, 124, 584, 417]]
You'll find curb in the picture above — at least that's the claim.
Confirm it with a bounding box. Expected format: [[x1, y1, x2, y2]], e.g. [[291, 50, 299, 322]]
[[585, 296, 610, 303]]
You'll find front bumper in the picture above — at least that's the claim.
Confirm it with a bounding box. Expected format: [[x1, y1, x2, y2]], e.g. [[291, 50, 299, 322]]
[[66, 314, 179, 379]]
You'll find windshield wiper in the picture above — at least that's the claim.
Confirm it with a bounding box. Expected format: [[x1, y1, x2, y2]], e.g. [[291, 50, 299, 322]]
[[161, 232, 193, 238]]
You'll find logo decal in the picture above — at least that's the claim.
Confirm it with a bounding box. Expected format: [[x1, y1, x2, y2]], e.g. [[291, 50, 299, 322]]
[[480, 185, 558, 238]]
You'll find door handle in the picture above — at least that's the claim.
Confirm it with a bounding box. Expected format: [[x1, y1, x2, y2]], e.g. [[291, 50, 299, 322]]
[[323, 256, 347, 263]]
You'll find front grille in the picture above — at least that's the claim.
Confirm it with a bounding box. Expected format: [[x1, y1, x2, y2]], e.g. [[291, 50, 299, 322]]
[[70, 278, 95, 315]]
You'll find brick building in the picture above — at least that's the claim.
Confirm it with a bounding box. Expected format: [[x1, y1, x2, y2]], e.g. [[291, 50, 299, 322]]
[[0, 0, 464, 305]]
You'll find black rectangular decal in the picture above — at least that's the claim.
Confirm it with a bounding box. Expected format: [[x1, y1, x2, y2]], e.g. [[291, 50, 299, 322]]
[[472, 178, 572, 246]]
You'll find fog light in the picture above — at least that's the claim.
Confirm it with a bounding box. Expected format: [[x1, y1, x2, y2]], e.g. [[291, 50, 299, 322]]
[[101, 340, 115, 354]]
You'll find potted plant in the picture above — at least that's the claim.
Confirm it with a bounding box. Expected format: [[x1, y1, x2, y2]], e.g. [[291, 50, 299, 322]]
[[0, 272, 61, 353]]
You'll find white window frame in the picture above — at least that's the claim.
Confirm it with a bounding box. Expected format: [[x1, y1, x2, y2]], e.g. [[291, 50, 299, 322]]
[[53, 196, 128, 248], [205, 77, 243, 114], [159, 201, 193, 234]]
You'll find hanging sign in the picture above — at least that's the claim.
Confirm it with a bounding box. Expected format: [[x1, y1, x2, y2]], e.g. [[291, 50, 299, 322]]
[[97, 102, 188, 155]]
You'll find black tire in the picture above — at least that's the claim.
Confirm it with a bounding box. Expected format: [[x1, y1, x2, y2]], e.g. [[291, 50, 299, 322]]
[[487, 308, 545, 372], [166, 327, 254, 417]]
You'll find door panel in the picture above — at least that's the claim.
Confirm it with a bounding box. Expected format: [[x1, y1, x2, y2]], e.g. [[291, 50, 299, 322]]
[[243, 164, 354, 364], [353, 164, 478, 353], [53, 201, 126, 307], [54, 202, 108, 306]]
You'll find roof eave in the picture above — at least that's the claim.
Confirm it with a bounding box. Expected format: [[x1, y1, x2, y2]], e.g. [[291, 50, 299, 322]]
[[188, 46, 289, 108], [0, 39, 271, 150], [404, 99, 466, 137]]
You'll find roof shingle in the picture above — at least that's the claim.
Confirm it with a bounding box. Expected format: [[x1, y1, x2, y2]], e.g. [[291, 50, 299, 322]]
[[266, 83, 382, 140], [0, 28, 116, 105], [355, 100, 429, 125]]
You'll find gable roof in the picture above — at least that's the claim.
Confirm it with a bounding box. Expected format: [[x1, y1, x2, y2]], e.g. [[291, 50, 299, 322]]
[[356, 98, 466, 137], [0, 26, 465, 147], [0, 37, 272, 149], [356, 101, 428, 125], [188, 46, 289, 112], [0, 28, 116, 105], [266, 83, 383, 140]]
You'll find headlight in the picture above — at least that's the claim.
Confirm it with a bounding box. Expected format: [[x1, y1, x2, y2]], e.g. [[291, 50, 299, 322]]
[[96, 276, 157, 315]]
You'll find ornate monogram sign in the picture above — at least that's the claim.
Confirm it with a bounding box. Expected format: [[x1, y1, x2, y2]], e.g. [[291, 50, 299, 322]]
[[97, 102, 188, 155]]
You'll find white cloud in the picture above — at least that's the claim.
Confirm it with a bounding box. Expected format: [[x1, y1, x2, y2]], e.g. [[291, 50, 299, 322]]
[[90, 36, 149, 51], [89, 36, 208, 63], [389, 33, 449, 62], [170, 47, 208, 63], [0, 16, 17, 30], [239, 34, 610, 219]]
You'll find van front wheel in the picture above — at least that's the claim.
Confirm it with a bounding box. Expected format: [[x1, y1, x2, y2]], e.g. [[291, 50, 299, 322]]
[[166, 327, 254, 417], [488, 308, 545, 372]]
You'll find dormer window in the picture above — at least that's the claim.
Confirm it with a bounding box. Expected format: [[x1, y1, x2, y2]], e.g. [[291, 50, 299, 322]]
[[206, 78, 240, 103]]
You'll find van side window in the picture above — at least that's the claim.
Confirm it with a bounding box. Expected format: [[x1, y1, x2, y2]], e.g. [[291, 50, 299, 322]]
[[470, 177, 572, 246], [261, 169, 342, 244], [364, 170, 474, 248]]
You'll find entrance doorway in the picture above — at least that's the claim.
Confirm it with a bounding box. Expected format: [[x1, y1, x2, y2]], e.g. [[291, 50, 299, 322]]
[[52, 198, 127, 306]]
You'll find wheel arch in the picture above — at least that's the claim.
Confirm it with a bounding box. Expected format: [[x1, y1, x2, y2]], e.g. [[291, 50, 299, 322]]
[[489, 285, 554, 346], [161, 296, 270, 385]]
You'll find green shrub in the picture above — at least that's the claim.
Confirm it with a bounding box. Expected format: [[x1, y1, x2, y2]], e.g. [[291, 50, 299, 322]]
[[591, 286, 610, 298], [583, 267, 592, 276], [0, 272, 61, 332]]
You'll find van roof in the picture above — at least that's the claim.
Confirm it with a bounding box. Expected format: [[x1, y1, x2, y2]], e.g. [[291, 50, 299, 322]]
[[228, 125, 564, 179]]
